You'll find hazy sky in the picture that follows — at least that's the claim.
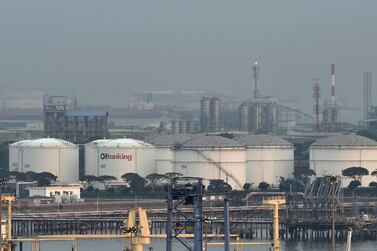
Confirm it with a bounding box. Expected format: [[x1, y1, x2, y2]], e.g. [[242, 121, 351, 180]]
[[1, 1, 377, 120]]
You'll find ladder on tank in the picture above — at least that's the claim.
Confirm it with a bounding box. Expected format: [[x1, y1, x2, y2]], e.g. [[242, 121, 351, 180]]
[[192, 149, 243, 188]]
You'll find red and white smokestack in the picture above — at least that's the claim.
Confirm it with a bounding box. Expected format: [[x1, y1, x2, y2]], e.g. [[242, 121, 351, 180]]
[[331, 64, 335, 108]]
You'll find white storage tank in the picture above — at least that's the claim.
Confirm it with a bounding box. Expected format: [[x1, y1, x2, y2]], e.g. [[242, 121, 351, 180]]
[[146, 134, 194, 174], [174, 135, 246, 189], [310, 134, 377, 186], [84, 138, 155, 180], [84, 139, 112, 178], [236, 134, 294, 186], [9, 138, 79, 182]]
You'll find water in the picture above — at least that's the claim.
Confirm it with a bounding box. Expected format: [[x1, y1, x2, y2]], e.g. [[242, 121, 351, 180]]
[[12, 239, 377, 251]]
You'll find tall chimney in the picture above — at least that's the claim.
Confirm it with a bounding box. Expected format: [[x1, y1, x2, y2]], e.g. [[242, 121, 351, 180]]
[[331, 64, 335, 108]]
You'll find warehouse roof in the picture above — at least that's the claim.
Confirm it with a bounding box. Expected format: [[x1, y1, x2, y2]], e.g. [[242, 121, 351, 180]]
[[146, 134, 194, 147], [180, 135, 243, 148], [311, 134, 377, 147], [236, 134, 293, 148]]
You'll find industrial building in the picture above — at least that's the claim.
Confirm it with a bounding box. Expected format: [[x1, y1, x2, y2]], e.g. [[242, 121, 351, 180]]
[[236, 134, 294, 186], [238, 100, 278, 133], [173, 135, 246, 189], [146, 134, 195, 174], [310, 134, 377, 186], [9, 138, 79, 183], [84, 138, 155, 180], [200, 97, 221, 132], [43, 95, 108, 143]]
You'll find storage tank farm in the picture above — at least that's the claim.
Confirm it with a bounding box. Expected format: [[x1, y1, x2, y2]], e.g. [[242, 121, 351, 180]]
[[310, 134, 377, 186], [9, 138, 79, 182], [173, 135, 246, 189], [146, 134, 195, 174], [84, 138, 155, 180], [235, 134, 294, 186]]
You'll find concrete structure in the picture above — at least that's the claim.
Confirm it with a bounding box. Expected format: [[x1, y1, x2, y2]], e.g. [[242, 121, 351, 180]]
[[310, 134, 377, 186], [9, 138, 79, 182], [147, 134, 195, 174], [174, 135, 246, 189], [84, 138, 155, 180], [43, 95, 108, 143], [28, 184, 81, 203], [236, 134, 294, 186]]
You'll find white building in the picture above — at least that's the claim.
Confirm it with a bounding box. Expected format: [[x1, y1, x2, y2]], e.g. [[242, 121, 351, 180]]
[[84, 138, 155, 180], [310, 134, 377, 186], [146, 134, 194, 174], [28, 184, 81, 203], [236, 134, 294, 186], [174, 135, 246, 189], [9, 138, 79, 182]]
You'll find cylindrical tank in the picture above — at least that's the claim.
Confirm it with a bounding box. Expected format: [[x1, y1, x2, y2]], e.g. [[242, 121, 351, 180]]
[[9, 138, 79, 182], [171, 120, 180, 134], [174, 135, 246, 189], [210, 97, 221, 132], [239, 102, 250, 131], [84, 139, 112, 178], [84, 138, 155, 180], [200, 97, 211, 132], [236, 134, 294, 186], [310, 134, 377, 186], [146, 134, 194, 174]]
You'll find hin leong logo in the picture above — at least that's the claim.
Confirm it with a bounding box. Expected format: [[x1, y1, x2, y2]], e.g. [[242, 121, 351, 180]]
[[100, 153, 133, 161]]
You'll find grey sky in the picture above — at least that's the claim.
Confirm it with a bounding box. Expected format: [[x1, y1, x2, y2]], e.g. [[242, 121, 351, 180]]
[[1, 1, 377, 121]]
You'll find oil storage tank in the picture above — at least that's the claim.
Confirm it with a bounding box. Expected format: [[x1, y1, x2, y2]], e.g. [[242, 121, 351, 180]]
[[174, 135, 246, 189], [236, 134, 294, 186], [9, 138, 79, 182], [147, 134, 194, 174], [84, 139, 111, 178], [310, 134, 377, 186], [84, 138, 155, 180]]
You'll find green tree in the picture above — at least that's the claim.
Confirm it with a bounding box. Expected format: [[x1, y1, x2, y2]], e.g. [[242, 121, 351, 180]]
[[82, 175, 99, 188], [293, 160, 316, 186], [342, 167, 369, 185], [121, 173, 146, 194], [98, 175, 117, 189], [369, 181, 377, 187], [243, 182, 252, 192], [145, 173, 168, 191], [258, 181, 270, 191], [279, 177, 304, 192], [34, 172, 57, 186], [207, 179, 232, 193], [9, 171, 27, 181], [164, 172, 183, 184], [348, 180, 361, 189]]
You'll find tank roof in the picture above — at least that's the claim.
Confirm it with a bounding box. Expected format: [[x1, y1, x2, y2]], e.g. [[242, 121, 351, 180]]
[[311, 134, 377, 148], [100, 138, 152, 148], [10, 138, 76, 148], [236, 134, 293, 147], [146, 134, 194, 147], [180, 135, 243, 148]]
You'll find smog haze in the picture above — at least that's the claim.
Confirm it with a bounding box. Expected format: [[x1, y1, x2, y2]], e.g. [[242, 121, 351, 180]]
[[1, 0, 377, 121]]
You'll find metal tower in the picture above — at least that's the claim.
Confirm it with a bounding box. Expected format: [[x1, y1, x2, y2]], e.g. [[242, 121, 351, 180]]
[[166, 177, 204, 251], [313, 78, 321, 131], [363, 71, 372, 119], [252, 61, 260, 100]]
